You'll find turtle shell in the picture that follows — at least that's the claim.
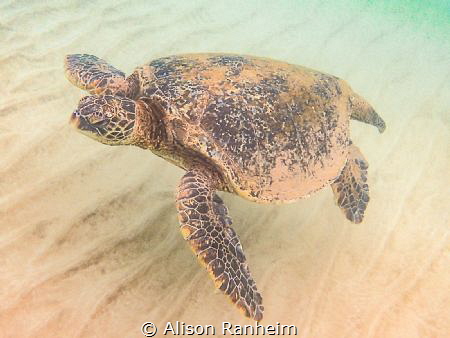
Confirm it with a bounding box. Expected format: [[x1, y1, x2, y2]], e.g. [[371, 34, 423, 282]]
[[135, 54, 352, 203]]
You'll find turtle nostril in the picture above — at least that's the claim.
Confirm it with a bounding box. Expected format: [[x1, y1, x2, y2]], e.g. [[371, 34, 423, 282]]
[[70, 111, 79, 120]]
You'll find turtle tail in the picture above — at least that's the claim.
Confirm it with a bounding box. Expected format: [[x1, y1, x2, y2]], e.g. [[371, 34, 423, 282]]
[[348, 93, 386, 133]]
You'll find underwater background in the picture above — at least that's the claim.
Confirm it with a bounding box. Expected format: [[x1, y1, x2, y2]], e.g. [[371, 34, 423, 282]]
[[0, 0, 449, 337]]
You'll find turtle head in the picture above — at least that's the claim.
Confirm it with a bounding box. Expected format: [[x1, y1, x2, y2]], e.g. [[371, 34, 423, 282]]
[[70, 95, 137, 145]]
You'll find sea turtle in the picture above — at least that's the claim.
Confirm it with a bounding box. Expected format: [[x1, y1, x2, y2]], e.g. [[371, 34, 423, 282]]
[[65, 53, 386, 321]]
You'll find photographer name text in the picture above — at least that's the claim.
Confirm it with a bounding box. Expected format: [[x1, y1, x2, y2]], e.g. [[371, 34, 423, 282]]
[[141, 321, 298, 336]]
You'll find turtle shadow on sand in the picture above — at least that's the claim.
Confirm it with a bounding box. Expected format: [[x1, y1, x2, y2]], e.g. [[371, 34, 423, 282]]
[[65, 53, 385, 321]]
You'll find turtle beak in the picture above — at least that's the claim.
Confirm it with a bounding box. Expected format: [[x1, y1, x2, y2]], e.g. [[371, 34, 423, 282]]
[[69, 111, 92, 132], [69, 111, 80, 127]]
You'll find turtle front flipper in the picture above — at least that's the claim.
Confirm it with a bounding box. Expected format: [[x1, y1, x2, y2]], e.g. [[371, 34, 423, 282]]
[[176, 169, 264, 321], [64, 54, 138, 97], [331, 144, 370, 224]]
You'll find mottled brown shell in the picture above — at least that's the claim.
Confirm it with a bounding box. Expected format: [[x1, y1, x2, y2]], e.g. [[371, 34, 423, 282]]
[[135, 53, 353, 203]]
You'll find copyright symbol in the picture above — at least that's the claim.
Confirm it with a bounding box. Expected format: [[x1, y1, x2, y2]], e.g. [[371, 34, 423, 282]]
[[141, 322, 157, 337]]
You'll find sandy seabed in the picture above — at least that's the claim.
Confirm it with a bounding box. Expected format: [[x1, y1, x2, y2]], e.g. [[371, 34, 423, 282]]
[[0, 1, 449, 337]]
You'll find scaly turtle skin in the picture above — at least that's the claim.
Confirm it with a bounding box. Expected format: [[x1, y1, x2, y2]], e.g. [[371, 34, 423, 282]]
[[65, 53, 386, 321]]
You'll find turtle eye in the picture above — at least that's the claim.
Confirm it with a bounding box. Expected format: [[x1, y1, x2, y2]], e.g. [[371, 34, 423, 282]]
[[88, 115, 108, 127]]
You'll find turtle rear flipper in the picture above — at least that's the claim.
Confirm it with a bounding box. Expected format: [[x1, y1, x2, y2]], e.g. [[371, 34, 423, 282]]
[[348, 93, 386, 133], [64, 54, 138, 97], [331, 144, 370, 223], [176, 168, 264, 321]]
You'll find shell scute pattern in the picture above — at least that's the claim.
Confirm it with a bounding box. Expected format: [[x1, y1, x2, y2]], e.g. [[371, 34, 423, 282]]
[[208, 55, 252, 77], [312, 73, 343, 100], [138, 54, 350, 201]]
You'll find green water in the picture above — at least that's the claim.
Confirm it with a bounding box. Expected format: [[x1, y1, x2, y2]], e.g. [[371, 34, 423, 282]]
[[356, 0, 450, 38]]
